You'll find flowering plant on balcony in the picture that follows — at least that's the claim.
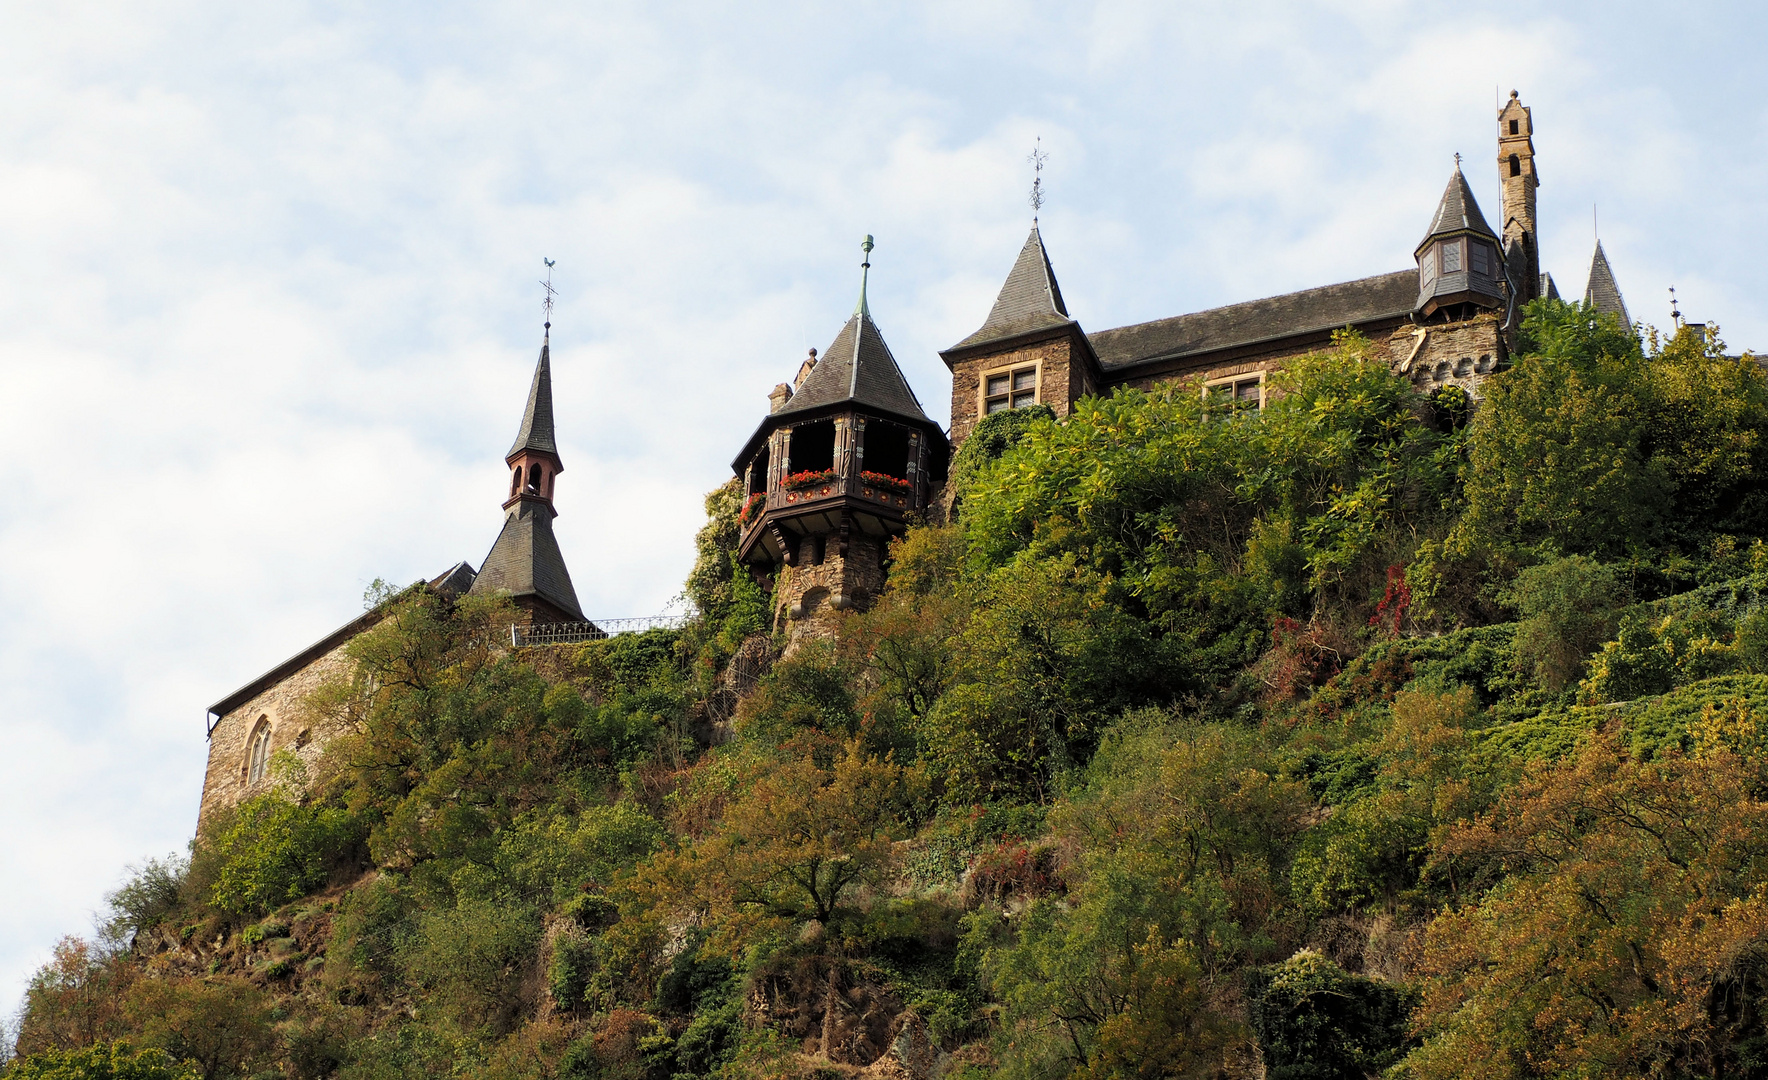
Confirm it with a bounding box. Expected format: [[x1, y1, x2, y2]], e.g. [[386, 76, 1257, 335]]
[[783, 468, 838, 491], [860, 471, 912, 493], [739, 492, 766, 527]]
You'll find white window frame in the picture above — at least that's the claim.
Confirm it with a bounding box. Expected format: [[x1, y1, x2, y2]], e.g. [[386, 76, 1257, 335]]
[[1203, 371, 1265, 415], [979, 360, 1042, 417]]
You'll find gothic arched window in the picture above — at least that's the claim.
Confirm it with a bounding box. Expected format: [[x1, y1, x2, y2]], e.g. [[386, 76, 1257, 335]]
[[527, 463, 542, 491], [1509, 154, 1521, 177], [510, 468, 521, 497], [247, 717, 272, 785]]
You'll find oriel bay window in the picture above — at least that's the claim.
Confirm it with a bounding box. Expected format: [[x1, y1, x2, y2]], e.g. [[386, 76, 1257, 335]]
[[982, 362, 1039, 414]]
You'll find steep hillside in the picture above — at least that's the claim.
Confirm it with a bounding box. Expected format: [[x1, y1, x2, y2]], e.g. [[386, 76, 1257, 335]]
[[12, 302, 1768, 1080]]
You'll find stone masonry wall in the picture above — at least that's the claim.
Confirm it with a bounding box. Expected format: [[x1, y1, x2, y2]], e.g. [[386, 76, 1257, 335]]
[[196, 640, 358, 835], [1388, 314, 1506, 398], [772, 533, 887, 640], [948, 334, 1078, 448]]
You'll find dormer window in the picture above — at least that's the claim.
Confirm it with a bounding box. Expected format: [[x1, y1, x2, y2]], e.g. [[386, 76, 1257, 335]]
[[983, 363, 1039, 414], [1440, 240, 1463, 274]]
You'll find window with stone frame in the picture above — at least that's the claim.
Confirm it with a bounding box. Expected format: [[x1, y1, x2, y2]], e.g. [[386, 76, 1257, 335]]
[[982, 362, 1040, 415], [247, 717, 272, 785], [1204, 372, 1264, 416]]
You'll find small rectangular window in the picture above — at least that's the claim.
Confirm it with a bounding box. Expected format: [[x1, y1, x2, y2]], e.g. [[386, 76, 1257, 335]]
[[1509, 119, 1519, 135], [1470, 242, 1489, 276], [1204, 373, 1263, 416], [982, 363, 1039, 415], [1440, 240, 1462, 274]]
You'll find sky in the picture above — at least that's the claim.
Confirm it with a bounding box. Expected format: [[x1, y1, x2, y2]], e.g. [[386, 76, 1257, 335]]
[[3, 0, 1767, 1030]]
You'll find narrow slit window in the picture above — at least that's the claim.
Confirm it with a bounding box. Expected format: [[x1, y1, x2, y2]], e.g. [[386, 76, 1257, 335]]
[[247, 719, 272, 785], [1509, 154, 1521, 177]]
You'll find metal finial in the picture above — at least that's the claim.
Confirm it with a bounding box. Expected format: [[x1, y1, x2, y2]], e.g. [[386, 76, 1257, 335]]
[[856, 236, 873, 318], [1028, 136, 1048, 221], [1454, 151, 1462, 170], [1669, 286, 1682, 326], [540, 258, 557, 333]]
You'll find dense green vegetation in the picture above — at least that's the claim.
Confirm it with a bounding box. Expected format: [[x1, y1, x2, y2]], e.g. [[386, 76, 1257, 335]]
[[13, 302, 1768, 1079]]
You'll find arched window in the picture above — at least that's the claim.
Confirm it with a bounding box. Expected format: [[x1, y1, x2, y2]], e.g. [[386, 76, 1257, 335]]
[[1509, 154, 1521, 177], [247, 717, 272, 785], [527, 463, 542, 491], [510, 468, 521, 497]]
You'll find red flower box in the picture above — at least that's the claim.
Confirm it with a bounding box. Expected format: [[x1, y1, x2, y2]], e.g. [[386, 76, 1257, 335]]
[[860, 471, 912, 494], [783, 468, 838, 491]]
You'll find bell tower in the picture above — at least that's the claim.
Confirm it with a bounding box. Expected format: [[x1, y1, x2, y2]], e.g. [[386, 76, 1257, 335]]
[[466, 319, 587, 625], [1498, 90, 1541, 303]]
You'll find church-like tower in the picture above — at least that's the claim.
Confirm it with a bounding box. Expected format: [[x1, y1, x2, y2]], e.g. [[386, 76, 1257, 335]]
[[731, 238, 948, 627], [467, 325, 587, 624], [1498, 90, 1542, 304]]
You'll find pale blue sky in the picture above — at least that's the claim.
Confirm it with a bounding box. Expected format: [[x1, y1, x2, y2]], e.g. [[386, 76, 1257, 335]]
[[3, 0, 1765, 1027]]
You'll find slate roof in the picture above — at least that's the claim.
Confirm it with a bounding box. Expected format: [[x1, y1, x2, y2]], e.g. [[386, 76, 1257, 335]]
[[950, 225, 1073, 350], [1418, 169, 1499, 250], [468, 499, 585, 621], [508, 336, 558, 459], [1087, 270, 1418, 371], [774, 311, 930, 424], [207, 562, 478, 723], [1585, 241, 1631, 327]]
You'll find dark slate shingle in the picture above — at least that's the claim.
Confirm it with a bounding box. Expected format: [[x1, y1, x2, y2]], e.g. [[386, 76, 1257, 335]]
[[1088, 270, 1419, 371], [951, 225, 1073, 350], [1585, 241, 1631, 327], [469, 499, 585, 621], [1420, 169, 1499, 246], [507, 337, 558, 458], [775, 312, 929, 424]]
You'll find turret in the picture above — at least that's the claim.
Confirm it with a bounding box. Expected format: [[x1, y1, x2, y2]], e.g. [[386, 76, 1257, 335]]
[[1498, 90, 1541, 305], [939, 223, 1101, 449], [1414, 165, 1505, 322], [467, 323, 587, 624], [731, 238, 949, 628], [1584, 240, 1631, 328]]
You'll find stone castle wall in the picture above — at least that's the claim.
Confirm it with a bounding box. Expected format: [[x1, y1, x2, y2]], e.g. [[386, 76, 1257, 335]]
[[196, 640, 357, 834], [946, 332, 1093, 448]]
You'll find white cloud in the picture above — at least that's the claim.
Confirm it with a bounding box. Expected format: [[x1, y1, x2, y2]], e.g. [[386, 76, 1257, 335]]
[[3, 0, 1767, 1028]]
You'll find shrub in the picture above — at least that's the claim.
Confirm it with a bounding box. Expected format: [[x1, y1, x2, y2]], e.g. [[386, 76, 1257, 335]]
[[201, 795, 363, 916], [102, 855, 189, 946], [5, 1042, 200, 1080], [1245, 951, 1415, 1080], [1508, 556, 1625, 692]]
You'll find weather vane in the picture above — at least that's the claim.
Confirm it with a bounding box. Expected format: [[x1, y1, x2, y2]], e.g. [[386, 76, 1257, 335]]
[[541, 258, 557, 330], [1669, 286, 1682, 327], [1028, 137, 1048, 221]]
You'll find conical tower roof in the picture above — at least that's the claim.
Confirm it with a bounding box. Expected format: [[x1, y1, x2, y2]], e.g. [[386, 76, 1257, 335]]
[[1584, 241, 1631, 328], [507, 334, 557, 460], [471, 499, 585, 621], [951, 225, 1072, 350], [774, 310, 930, 425], [1416, 168, 1498, 253]]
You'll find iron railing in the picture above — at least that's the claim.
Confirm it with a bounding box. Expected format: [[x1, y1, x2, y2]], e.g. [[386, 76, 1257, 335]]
[[511, 614, 691, 647]]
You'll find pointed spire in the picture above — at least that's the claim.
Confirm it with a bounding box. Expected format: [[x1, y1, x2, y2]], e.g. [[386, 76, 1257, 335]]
[[855, 235, 873, 318], [1585, 241, 1630, 327], [1417, 164, 1499, 251], [951, 224, 1072, 350], [507, 332, 558, 460]]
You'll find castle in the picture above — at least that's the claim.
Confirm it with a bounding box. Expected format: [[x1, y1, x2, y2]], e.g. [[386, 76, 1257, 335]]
[[200, 91, 1632, 826], [735, 91, 1635, 629], [196, 327, 589, 830]]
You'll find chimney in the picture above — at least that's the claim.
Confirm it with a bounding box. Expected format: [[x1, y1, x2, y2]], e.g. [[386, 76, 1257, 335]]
[[794, 348, 818, 390], [768, 383, 793, 412]]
